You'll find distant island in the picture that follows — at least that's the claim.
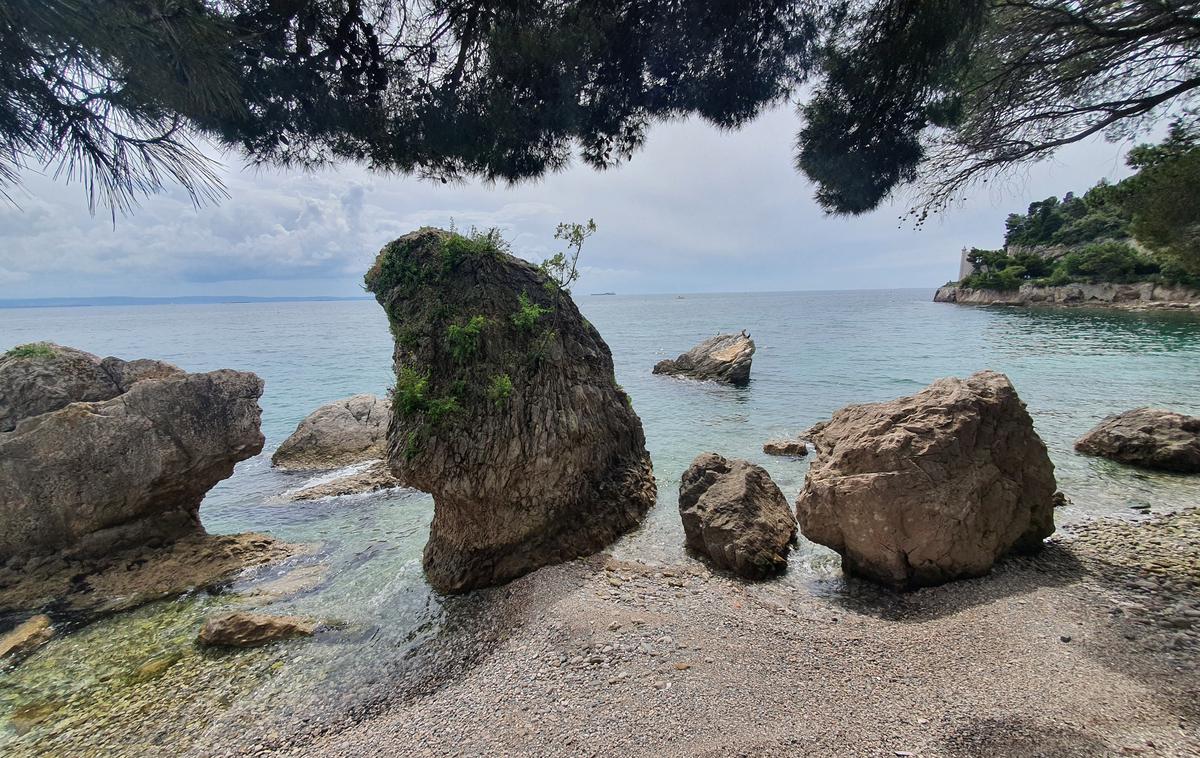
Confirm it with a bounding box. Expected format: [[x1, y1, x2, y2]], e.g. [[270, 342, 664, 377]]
[[590, 292, 616, 296], [0, 295, 373, 310], [936, 125, 1200, 311]]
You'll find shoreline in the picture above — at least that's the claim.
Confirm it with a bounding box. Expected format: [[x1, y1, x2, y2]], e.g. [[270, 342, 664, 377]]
[[934, 283, 1200, 312], [235, 508, 1200, 758]]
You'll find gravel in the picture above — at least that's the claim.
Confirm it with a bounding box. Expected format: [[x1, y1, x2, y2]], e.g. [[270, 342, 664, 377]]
[[259, 510, 1200, 758]]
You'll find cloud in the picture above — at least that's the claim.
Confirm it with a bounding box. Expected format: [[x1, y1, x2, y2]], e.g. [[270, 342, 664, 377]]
[[0, 107, 1140, 298]]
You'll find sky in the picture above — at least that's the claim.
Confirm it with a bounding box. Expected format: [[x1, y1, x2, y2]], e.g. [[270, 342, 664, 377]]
[[0, 106, 1143, 299]]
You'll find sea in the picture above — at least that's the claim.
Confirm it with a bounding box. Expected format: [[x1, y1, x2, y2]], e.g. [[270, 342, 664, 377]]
[[2, 290, 1199, 753]]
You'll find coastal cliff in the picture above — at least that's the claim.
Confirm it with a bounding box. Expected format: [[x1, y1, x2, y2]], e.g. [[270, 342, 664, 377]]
[[934, 281, 1200, 311]]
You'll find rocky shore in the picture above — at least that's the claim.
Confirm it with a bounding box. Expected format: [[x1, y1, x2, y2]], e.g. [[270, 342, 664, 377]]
[[934, 282, 1200, 311], [235, 508, 1200, 758]]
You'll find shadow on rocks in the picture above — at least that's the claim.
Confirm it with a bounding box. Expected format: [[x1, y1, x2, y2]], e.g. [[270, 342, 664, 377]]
[[940, 716, 1111, 757], [809, 543, 1087, 623]]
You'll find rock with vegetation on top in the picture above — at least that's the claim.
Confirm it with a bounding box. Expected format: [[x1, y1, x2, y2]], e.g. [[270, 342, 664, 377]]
[[653, 331, 755, 385], [0, 614, 54, 664], [196, 611, 316, 647], [365, 227, 657, 593], [763, 438, 808, 457], [679, 453, 797, 579], [272, 393, 390, 470], [0, 342, 183, 432], [0, 343, 265, 561], [796, 370, 1057, 590], [1075, 408, 1200, 473]]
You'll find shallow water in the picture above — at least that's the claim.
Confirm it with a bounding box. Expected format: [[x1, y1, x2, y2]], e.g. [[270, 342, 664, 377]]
[[2, 290, 1199, 753]]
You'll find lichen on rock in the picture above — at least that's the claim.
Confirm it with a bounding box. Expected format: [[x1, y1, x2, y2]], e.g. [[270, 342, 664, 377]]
[[365, 227, 656, 593]]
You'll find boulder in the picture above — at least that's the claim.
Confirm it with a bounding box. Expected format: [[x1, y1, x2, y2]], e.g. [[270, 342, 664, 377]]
[[653, 331, 755, 385], [1075, 408, 1200, 473], [365, 228, 656, 593], [196, 612, 316, 647], [679, 453, 797, 579], [0, 342, 183, 432], [796, 371, 1057, 590], [0, 614, 54, 663], [763, 438, 808, 457], [272, 394, 390, 470], [0, 346, 265, 561]]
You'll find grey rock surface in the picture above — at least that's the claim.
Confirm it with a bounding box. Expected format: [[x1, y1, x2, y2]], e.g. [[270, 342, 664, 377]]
[[653, 332, 755, 385], [1075, 407, 1200, 473]]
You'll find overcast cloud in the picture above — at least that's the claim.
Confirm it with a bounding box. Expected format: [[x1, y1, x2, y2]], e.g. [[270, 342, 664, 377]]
[[1, 106, 1140, 299]]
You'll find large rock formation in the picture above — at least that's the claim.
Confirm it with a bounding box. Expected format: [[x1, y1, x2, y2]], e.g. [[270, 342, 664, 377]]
[[1075, 408, 1200, 473], [796, 371, 1057, 590], [365, 228, 657, 593], [653, 332, 755, 385], [679, 453, 797, 579], [272, 393, 390, 470], [0, 343, 265, 561], [0, 342, 183, 432]]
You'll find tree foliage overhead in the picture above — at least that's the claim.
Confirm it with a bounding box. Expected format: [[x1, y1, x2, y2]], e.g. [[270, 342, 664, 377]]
[[801, 0, 1200, 216], [4, 0, 1198, 217], [0, 0, 816, 212]]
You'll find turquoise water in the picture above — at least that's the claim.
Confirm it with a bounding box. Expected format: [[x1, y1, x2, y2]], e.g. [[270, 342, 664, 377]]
[[2, 290, 1199, 753]]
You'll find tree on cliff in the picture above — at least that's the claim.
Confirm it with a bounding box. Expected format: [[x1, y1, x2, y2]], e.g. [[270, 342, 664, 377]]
[[800, 0, 1200, 216], [4, 1, 1196, 217]]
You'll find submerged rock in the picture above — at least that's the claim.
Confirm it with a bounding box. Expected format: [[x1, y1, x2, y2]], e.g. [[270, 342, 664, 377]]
[[365, 228, 656, 593], [1075, 408, 1200, 473], [288, 460, 401, 501], [653, 331, 755, 385], [272, 393, 390, 470], [0, 533, 294, 616], [763, 438, 808, 457], [0, 614, 54, 664], [197, 611, 316, 647], [679, 453, 797, 579], [796, 370, 1057, 590], [0, 344, 265, 561]]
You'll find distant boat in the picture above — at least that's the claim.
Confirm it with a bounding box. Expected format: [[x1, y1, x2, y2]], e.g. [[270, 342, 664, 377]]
[[591, 292, 616, 296]]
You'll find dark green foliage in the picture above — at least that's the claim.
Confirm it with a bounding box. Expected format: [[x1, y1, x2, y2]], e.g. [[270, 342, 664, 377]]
[[1121, 122, 1200, 278], [393, 366, 460, 424], [4, 342, 54, 359], [486, 373, 513, 406], [796, 0, 989, 214], [1059, 243, 1160, 284], [446, 315, 489, 363], [511, 292, 550, 332], [5, 0, 817, 211], [528, 329, 557, 367], [393, 367, 431, 415], [1003, 193, 1131, 249]]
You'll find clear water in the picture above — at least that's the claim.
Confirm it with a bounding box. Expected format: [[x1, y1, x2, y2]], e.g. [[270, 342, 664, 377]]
[[2, 291, 1199, 753]]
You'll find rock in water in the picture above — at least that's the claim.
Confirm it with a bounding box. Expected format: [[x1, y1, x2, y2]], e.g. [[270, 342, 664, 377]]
[[365, 228, 656, 593], [196, 612, 316, 647], [679, 453, 797, 579], [0, 614, 54, 663], [795, 370, 1057, 590], [272, 393, 390, 470], [0, 344, 265, 561], [763, 438, 808, 457], [653, 332, 755, 385], [1075, 408, 1200, 473]]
